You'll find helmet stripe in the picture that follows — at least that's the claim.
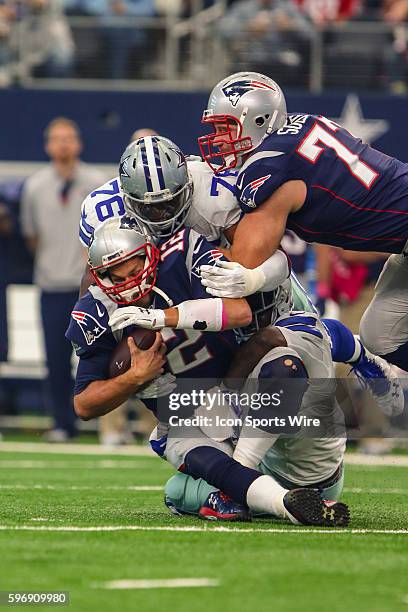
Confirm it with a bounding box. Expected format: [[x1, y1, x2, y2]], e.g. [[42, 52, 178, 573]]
[[139, 139, 153, 192], [152, 137, 166, 190], [144, 136, 162, 192]]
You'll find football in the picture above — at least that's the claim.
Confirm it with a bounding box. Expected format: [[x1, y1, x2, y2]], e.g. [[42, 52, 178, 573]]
[[108, 327, 156, 378]]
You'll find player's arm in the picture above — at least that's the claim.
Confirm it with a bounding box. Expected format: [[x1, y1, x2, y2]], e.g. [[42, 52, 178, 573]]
[[74, 334, 166, 420], [109, 297, 252, 333], [231, 180, 306, 268]]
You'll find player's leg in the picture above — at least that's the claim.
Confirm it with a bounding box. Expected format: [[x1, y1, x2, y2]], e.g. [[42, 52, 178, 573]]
[[232, 314, 333, 469], [323, 317, 404, 416], [360, 254, 408, 370], [163, 427, 349, 526], [164, 472, 217, 516], [164, 458, 345, 518]]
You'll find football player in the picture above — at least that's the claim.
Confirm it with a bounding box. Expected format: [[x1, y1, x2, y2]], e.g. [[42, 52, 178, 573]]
[[198, 71, 408, 372], [109, 136, 402, 417], [67, 216, 349, 526]]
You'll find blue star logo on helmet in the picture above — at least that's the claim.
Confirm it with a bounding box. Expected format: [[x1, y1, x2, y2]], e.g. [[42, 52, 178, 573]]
[[222, 79, 277, 107], [169, 147, 186, 168], [119, 155, 131, 178]]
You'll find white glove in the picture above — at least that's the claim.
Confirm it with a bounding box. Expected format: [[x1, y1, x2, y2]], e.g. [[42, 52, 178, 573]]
[[136, 373, 176, 399], [200, 260, 265, 298], [109, 306, 166, 332]]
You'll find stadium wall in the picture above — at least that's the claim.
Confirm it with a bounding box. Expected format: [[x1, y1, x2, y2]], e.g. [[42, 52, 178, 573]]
[[2, 88, 407, 162]]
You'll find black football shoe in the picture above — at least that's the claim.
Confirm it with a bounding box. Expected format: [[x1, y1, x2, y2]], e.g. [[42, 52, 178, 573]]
[[283, 488, 350, 527]]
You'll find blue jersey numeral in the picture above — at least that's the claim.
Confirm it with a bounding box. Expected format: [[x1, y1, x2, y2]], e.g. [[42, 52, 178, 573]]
[[91, 180, 125, 222], [210, 171, 238, 197]]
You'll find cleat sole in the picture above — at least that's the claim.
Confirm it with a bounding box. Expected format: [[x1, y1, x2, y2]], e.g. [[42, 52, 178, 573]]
[[283, 488, 350, 527]]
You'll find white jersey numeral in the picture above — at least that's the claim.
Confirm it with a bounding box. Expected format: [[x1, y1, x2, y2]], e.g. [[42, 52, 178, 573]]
[[161, 328, 212, 374], [297, 123, 378, 189]]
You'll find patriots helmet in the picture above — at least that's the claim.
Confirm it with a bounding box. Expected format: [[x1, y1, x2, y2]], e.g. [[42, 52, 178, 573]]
[[88, 216, 160, 305], [119, 136, 193, 239], [198, 72, 287, 173]]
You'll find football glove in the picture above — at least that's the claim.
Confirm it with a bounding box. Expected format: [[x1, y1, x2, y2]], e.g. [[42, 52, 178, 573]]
[[109, 306, 166, 332], [201, 260, 265, 298]]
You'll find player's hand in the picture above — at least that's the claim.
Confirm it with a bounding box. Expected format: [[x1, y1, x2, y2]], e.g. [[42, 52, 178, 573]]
[[124, 333, 166, 387], [135, 372, 176, 399], [201, 260, 265, 298], [109, 306, 166, 332]]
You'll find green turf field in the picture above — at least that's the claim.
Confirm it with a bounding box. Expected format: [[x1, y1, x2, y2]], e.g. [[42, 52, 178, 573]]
[[0, 444, 407, 612]]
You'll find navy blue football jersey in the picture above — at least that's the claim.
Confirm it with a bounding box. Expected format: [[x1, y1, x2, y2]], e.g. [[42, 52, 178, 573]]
[[66, 228, 238, 398], [237, 114, 408, 253]]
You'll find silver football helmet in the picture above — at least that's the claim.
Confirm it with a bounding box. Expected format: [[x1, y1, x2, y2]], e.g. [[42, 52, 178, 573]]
[[119, 135, 193, 239], [88, 216, 160, 305], [198, 71, 287, 173]]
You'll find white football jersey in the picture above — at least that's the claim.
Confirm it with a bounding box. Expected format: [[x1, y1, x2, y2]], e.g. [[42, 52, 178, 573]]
[[79, 160, 240, 248]]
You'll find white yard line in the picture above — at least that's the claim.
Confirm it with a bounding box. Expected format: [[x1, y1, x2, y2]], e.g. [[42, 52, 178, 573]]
[[97, 578, 219, 590], [345, 454, 408, 467], [0, 442, 407, 467], [0, 484, 162, 491], [344, 487, 407, 495], [0, 442, 153, 456], [0, 460, 156, 469], [0, 524, 406, 535]]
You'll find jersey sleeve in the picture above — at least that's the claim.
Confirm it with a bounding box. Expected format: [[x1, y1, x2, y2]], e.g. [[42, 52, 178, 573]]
[[237, 156, 289, 213], [65, 292, 117, 394], [185, 229, 230, 299], [186, 160, 241, 242], [79, 177, 125, 247]]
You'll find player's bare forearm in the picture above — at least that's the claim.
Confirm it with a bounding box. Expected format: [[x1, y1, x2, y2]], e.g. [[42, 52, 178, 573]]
[[231, 180, 306, 268], [75, 337, 166, 420], [74, 375, 142, 420]]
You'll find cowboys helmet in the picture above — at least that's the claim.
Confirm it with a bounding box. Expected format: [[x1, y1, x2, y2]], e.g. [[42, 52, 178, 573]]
[[88, 216, 160, 305], [119, 135, 193, 239], [198, 71, 287, 173]]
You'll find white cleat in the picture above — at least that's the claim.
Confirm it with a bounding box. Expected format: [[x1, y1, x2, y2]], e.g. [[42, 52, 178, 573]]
[[352, 351, 405, 417]]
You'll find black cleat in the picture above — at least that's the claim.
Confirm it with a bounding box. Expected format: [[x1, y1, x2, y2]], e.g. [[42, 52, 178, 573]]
[[283, 488, 350, 527]]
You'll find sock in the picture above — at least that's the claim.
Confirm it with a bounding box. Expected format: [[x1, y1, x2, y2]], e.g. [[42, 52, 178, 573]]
[[233, 432, 279, 468], [323, 318, 362, 363], [184, 446, 260, 505], [246, 474, 288, 518]]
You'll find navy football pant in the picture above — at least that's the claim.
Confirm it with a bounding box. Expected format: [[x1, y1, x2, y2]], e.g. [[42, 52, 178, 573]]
[[40, 290, 78, 436]]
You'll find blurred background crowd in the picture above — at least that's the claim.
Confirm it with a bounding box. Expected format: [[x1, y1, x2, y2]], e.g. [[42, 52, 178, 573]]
[[0, 0, 407, 91]]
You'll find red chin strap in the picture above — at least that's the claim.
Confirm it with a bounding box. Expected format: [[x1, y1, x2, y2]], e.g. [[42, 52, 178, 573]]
[[90, 244, 160, 305], [198, 113, 252, 174]]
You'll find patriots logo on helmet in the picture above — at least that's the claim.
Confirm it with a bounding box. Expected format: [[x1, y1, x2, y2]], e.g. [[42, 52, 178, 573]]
[[240, 174, 271, 208], [120, 215, 140, 230], [119, 155, 131, 178], [222, 80, 276, 107], [71, 311, 106, 346]]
